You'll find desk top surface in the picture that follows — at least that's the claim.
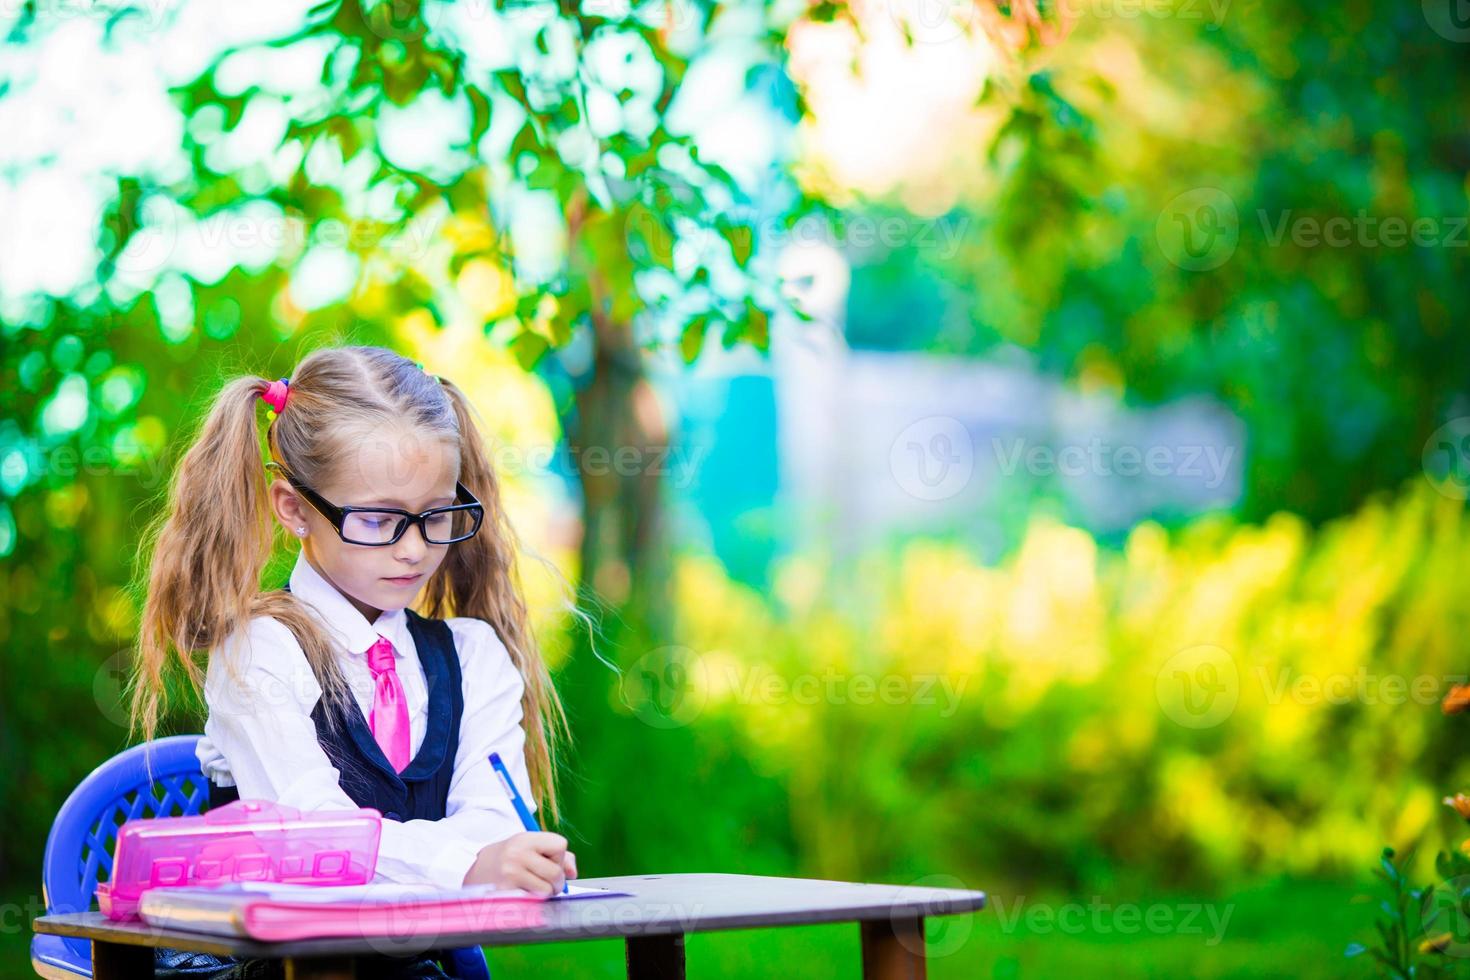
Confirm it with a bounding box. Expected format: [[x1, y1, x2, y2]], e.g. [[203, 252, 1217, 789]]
[[33, 872, 987, 958]]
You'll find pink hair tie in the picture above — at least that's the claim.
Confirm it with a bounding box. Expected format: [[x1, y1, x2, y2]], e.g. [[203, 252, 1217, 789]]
[[259, 378, 290, 413]]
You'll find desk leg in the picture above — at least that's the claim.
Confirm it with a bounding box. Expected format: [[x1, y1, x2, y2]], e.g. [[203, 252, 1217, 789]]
[[626, 932, 686, 980], [860, 917, 927, 980], [92, 940, 154, 979], [284, 955, 358, 979]]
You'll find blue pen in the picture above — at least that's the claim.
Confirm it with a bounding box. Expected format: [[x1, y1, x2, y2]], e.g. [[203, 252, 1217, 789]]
[[489, 751, 567, 894]]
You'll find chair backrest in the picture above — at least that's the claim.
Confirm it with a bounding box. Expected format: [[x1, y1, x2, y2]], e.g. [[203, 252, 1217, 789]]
[[37, 734, 206, 969], [32, 735, 490, 980]]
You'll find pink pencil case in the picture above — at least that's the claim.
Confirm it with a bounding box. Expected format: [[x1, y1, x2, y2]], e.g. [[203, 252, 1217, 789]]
[[96, 799, 382, 920]]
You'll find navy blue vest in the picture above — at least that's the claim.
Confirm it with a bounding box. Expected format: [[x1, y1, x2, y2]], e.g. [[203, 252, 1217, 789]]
[[209, 589, 464, 825]]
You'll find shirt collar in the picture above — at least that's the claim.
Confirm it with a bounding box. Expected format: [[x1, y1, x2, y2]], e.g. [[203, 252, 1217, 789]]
[[289, 550, 407, 659]]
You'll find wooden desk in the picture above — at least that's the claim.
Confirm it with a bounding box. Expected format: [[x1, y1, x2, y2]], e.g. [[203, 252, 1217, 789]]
[[33, 872, 987, 979]]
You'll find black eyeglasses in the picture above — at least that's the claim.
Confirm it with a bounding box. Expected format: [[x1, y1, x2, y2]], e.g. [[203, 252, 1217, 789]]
[[281, 471, 485, 547]]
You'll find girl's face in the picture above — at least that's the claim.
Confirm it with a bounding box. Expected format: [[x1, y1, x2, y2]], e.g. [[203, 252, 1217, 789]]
[[270, 423, 461, 622]]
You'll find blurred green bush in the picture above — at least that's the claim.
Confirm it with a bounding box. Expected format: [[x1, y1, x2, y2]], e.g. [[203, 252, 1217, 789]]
[[574, 479, 1470, 896]]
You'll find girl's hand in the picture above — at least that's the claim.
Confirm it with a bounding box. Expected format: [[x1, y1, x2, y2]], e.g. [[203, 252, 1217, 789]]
[[463, 831, 578, 896]]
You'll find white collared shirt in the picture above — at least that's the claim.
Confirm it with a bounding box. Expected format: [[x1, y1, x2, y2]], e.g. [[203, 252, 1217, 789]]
[[194, 550, 538, 890]]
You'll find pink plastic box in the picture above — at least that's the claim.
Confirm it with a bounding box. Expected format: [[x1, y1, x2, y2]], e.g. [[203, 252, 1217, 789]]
[[96, 799, 382, 920]]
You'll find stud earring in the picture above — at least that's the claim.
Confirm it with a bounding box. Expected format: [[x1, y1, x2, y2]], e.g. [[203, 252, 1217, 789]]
[[295, 526, 307, 537]]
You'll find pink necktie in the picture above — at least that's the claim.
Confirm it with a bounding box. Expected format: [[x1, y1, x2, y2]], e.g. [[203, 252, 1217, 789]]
[[365, 635, 411, 772]]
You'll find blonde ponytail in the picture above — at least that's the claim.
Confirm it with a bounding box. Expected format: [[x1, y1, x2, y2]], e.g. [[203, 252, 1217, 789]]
[[130, 376, 356, 746], [422, 377, 571, 823]]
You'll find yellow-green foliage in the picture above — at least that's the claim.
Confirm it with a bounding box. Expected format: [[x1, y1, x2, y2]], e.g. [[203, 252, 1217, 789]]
[[664, 481, 1470, 890]]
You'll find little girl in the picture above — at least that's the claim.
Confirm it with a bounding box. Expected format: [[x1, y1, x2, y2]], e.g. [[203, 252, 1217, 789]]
[[129, 345, 575, 979]]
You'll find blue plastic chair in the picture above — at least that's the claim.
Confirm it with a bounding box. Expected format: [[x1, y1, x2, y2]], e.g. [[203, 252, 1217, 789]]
[[32, 735, 490, 980]]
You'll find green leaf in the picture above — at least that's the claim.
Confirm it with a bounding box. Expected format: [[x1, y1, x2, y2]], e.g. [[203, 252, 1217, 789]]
[[720, 316, 743, 349], [515, 292, 542, 320], [510, 122, 540, 157], [467, 84, 491, 146], [680, 314, 709, 364], [609, 282, 640, 325], [743, 298, 769, 350], [625, 202, 675, 269], [422, 49, 461, 97], [548, 303, 577, 346], [808, 0, 840, 20], [509, 330, 550, 370], [555, 95, 581, 127], [718, 218, 754, 267], [526, 155, 564, 191], [328, 115, 363, 159], [496, 70, 528, 108]]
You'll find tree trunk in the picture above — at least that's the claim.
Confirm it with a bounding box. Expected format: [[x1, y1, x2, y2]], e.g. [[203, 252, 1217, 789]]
[[568, 305, 671, 640]]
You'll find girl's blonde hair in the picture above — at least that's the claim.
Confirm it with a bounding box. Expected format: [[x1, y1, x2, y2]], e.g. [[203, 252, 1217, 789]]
[[130, 345, 569, 822]]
